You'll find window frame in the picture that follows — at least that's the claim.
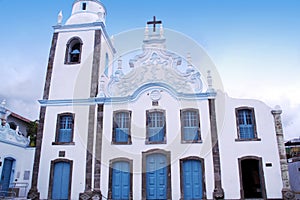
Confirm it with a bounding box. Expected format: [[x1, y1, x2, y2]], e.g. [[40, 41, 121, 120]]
[[53, 113, 75, 145], [112, 110, 132, 145], [145, 109, 166, 144], [235, 107, 260, 141], [180, 108, 202, 143], [64, 37, 83, 65], [108, 158, 133, 200]]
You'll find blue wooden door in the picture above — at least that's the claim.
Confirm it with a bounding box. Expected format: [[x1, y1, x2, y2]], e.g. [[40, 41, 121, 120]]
[[146, 154, 167, 199], [52, 162, 71, 200], [112, 161, 130, 199], [183, 160, 203, 200], [0, 158, 14, 192]]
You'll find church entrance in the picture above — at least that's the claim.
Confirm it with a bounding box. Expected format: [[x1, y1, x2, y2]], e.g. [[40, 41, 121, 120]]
[[51, 161, 71, 200], [0, 157, 15, 195], [112, 161, 130, 199], [146, 153, 168, 199], [181, 159, 204, 199], [239, 157, 266, 199]]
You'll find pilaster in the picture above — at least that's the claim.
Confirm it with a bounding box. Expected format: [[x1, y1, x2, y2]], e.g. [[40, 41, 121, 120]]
[[80, 29, 102, 198], [28, 32, 59, 200], [208, 98, 224, 199], [271, 107, 295, 200]]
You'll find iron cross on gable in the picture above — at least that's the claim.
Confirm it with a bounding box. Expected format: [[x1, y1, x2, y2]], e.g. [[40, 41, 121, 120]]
[[147, 16, 162, 32]]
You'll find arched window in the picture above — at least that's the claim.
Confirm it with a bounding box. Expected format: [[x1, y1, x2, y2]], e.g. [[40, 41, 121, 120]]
[[65, 37, 83, 64]]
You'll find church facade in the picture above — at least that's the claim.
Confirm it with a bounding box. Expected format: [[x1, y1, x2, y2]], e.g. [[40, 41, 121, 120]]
[[28, 0, 294, 199]]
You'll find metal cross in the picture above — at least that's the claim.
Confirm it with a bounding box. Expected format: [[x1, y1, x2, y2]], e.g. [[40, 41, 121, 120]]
[[147, 16, 162, 32]]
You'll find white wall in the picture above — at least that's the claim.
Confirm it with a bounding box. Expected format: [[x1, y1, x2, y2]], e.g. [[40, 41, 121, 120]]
[[100, 89, 214, 199], [0, 142, 35, 197], [217, 92, 283, 199]]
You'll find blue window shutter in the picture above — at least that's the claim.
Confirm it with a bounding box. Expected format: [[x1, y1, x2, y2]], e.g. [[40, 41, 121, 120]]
[[238, 109, 255, 139], [114, 112, 130, 143], [147, 111, 165, 142], [58, 115, 73, 143], [182, 110, 200, 141]]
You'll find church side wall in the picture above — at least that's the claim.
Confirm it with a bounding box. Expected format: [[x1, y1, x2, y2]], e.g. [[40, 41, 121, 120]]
[[217, 93, 283, 199]]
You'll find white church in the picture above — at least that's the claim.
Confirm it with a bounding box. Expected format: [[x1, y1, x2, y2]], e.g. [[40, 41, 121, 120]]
[[27, 0, 295, 199]]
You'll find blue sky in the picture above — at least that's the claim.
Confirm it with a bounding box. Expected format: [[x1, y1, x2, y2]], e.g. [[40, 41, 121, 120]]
[[0, 0, 299, 140]]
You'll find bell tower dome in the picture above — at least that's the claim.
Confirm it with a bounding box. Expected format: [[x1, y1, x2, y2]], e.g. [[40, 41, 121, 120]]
[[66, 0, 106, 25]]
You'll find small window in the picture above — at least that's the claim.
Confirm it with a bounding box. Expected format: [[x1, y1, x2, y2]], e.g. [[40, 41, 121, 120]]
[[82, 2, 87, 10], [235, 107, 259, 141], [23, 171, 30, 180], [53, 113, 75, 145], [112, 111, 132, 144], [65, 37, 83, 64], [181, 109, 201, 143], [146, 110, 166, 144]]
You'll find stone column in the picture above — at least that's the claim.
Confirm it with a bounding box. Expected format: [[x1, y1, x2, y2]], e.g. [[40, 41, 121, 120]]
[[28, 32, 59, 200], [208, 98, 224, 199], [79, 29, 102, 200], [271, 107, 295, 200]]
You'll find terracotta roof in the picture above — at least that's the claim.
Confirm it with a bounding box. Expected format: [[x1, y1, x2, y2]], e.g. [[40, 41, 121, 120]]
[[9, 111, 32, 124]]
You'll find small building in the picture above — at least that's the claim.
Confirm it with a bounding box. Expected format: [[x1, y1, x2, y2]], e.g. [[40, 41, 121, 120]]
[[0, 101, 35, 198]]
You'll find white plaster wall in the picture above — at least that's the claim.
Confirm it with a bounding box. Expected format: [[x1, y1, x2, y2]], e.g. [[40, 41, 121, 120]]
[[38, 105, 89, 199], [0, 142, 35, 197], [217, 92, 283, 199], [100, 89, 214, 199], [49, 30, 96, 100]]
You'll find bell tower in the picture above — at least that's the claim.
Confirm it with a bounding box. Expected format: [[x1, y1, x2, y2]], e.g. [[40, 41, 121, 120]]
[[28, 0, 114, 199]]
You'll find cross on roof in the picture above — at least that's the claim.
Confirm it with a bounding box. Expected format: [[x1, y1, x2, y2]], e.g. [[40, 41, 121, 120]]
[[147, 16, 162, 32]]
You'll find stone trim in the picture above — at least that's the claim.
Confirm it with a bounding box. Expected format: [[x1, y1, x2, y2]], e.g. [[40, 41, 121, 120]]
[[208, 99, 224, 199], [82, 30, 102, 195], [111, 110, 132, 145], [179, 156, 207, 200], [142, 149, 172, 200], [235, 107, 259, 140], [94, 104, 103, 190], [107, 158, 133, 200], [145, 109, 166, 144], [238, 156, 267, 200], [271, 109, 295, 200], [28, 32, 59, 200], [180, 108, 202, 143], [48, 159, 73, 200]]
